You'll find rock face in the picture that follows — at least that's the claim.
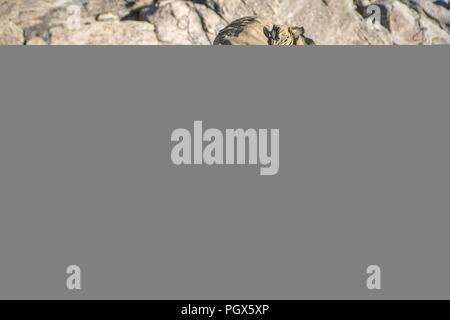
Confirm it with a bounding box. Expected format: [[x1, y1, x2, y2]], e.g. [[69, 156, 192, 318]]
[[0, 19, 24, 45], [50, 21, 158, 44], [1, 0, 449, 45]]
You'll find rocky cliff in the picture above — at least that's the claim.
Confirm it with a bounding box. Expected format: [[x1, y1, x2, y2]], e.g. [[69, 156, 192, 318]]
[[1, 0, 450, 45]]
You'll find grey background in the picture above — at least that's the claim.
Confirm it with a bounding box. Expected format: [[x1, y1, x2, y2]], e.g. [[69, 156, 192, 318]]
[[0, 47, 449, 299]]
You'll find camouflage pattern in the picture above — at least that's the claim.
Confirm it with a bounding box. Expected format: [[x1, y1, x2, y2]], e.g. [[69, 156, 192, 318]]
[[214, 16, 315, 45]]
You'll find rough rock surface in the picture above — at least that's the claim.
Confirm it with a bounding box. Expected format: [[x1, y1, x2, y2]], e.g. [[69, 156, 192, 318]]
[[0, 19, 24, 44], [26, 36, 47, 45], [1, 0, 449, 45], [50, 20, 158, 44]]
